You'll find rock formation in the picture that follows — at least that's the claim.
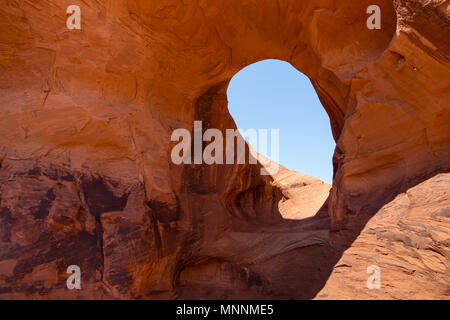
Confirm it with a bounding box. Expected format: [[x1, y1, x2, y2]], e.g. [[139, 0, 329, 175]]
[[0, 0, 448, 299]]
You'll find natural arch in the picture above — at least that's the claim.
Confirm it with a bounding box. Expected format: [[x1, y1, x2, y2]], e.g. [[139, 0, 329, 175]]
[[227, 59, 335, 184], [225, 59, 335, 220], [0, 0, 448, 299]]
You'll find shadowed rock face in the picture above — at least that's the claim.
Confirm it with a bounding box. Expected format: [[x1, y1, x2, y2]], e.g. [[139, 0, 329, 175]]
[[0, 0, 448, 299]]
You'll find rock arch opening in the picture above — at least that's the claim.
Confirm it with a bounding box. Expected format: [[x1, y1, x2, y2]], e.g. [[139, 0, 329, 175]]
[[226, 59, 335, 219]]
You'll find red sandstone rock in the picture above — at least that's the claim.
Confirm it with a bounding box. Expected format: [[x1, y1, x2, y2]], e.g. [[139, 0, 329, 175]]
[[317, 173, 450, 299], [0, 0, 448, 299], [271, 165, 331, 220]]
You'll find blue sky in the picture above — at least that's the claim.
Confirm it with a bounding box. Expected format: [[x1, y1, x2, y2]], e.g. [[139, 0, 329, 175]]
[[227, 59, 335, 184]]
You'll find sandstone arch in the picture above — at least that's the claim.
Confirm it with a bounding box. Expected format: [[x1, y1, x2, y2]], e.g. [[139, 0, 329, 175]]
[[0, 0, 448, 299]]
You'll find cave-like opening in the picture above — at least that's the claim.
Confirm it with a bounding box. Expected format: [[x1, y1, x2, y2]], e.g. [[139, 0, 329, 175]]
[[227, 59, 335, 184]]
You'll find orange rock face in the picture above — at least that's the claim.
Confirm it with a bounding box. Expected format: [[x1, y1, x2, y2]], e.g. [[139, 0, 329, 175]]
[[317, 173, 450, 299], [0, 0, 448, 299]]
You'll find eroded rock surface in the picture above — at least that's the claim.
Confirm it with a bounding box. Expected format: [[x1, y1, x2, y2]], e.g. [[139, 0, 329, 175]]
[[271, 165, 331, 220], [0, 0, 449, 299], [317, 173, 450, 300]]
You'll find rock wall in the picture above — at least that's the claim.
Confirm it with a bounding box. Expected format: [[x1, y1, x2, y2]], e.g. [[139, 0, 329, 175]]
[[0, 0, 448, 299]]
